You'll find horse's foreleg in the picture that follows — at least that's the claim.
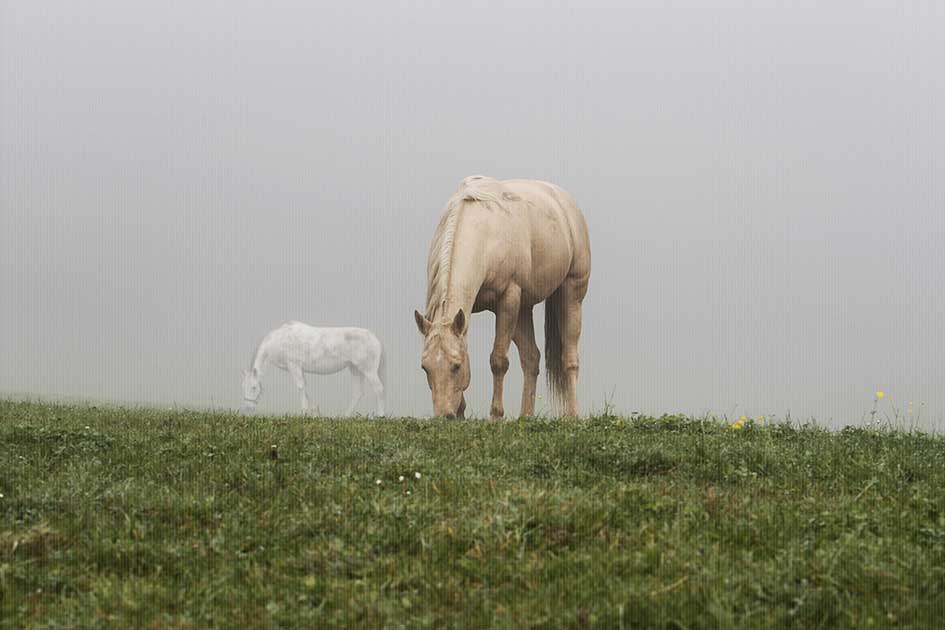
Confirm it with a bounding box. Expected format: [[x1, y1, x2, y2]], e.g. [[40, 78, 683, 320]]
[[345, 368, 364, 416], [489, 285, 521, 420], [288, 364, 309, 414], [513, 306, 540, 417]]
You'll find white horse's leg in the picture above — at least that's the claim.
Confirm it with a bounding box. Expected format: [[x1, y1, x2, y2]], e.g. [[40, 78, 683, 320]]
[[364, 371, 385, 417], [345, 367, 364, 416], [287, 363, 310, 414]]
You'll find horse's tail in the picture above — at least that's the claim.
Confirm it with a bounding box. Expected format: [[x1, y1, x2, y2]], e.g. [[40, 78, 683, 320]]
[[377, 338, 387, 391], [375, 336, 388, 416], [544, 289, 567, 410]]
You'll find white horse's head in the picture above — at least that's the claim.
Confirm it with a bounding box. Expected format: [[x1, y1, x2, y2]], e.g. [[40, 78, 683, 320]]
[[241, 367, 262, 412]]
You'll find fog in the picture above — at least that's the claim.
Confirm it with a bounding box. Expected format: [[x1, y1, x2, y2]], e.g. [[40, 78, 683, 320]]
[[2, 1, 943, 427]]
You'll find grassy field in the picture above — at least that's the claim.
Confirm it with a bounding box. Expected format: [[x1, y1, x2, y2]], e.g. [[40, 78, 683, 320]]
[[1, 401, 944, 628]]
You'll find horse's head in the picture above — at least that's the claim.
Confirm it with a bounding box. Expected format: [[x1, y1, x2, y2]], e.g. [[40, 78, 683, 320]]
[[240, 367, 262, 412], [414, 309, 470, 418]]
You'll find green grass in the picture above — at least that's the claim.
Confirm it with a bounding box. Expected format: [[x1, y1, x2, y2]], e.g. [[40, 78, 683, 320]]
[[2, 400, 945, 628]]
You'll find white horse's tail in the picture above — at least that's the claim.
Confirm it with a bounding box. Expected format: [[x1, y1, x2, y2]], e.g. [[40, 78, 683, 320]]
[[375, 337, 388, 416], [377, 340, 387, 391]]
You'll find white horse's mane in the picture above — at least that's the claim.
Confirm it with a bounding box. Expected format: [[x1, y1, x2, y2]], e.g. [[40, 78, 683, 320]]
[[426, 176, 506, 319], [249, 321, 296, 370], [249, 337, 266, 370]]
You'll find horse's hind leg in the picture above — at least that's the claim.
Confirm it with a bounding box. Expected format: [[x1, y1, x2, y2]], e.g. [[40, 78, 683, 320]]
[[513, 305, 540, 417], [345, 367, 364, 416], [364, 370, 385, 417], [287, 363, 310, 414], [555, 276, 589, 417]]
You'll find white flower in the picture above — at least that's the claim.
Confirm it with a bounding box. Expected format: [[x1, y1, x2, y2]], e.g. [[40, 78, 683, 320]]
[[414, 472, 421, 480], [0, 493, 4, 499], [406, 491, 411, 495], [375, 479, 382, 485], [398, 475, 405, 482]]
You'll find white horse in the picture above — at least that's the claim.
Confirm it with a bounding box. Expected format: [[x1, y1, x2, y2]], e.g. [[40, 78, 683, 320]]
[[241, 321, 386, 416]]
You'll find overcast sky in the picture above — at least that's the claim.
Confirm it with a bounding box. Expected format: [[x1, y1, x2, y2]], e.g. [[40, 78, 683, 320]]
[[2, 1, 943, 427]]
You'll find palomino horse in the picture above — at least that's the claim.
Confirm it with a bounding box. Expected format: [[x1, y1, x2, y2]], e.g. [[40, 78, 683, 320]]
[[241, 321, 386, 416], [414, 175, 591, 419]]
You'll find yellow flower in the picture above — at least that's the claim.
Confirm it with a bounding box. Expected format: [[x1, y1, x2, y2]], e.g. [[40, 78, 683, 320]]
[[757, 416, 765, 422], [731, 419, 744, 430], [876, 391, 885, 399]]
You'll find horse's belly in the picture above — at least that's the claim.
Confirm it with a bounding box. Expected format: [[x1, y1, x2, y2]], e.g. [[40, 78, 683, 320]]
[[519, 243, 572, 303], [306, 356, 348, 374], [477, 231, 572, 308], [472, 288, 500, 312]]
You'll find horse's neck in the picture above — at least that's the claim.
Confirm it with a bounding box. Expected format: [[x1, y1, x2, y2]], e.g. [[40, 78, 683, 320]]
[[252, 356, 267, 376], [436, 237, 487, 321], [251, 338, 273, 376]]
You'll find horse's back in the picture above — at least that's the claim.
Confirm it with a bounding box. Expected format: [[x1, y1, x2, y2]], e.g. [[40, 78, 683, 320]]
[[505, 179, 590, 253], [265, 321, 325, 368], [459, 177, 588, 252], [473, 177, 591, 296], [263, 322, 378, 372]]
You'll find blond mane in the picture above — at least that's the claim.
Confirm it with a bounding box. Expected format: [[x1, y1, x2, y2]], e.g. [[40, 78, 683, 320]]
[[425, 176, 507, 319]]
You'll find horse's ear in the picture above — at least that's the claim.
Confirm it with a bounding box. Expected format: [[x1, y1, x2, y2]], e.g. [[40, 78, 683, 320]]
[[451, 309, 466, 336], [414, 310, 432, 336]]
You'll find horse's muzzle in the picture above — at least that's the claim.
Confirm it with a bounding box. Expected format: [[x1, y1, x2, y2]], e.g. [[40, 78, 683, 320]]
[[437, 402, 465, 420]]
